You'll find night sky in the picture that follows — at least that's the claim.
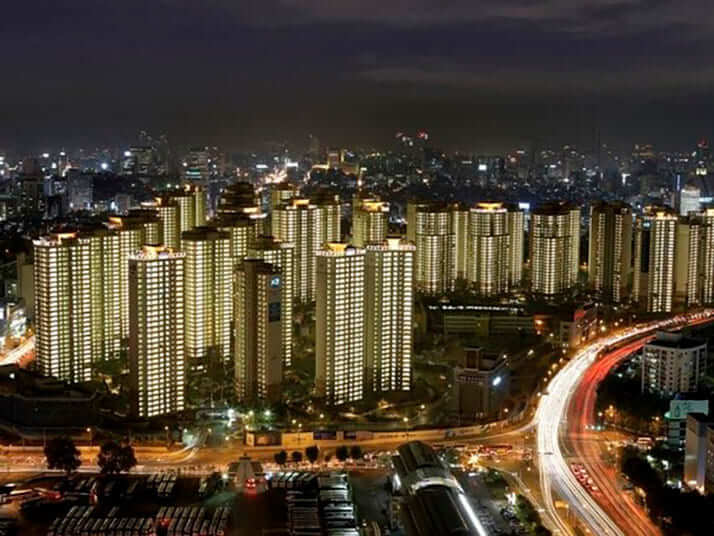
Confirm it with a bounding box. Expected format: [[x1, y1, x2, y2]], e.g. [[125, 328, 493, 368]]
[[3, 0, 714, 153]]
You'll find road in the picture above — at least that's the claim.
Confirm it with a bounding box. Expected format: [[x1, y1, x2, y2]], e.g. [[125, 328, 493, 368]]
[[536, 311, 714, 536], [0, 335, 35, 367], [564, 339, 660, 536]]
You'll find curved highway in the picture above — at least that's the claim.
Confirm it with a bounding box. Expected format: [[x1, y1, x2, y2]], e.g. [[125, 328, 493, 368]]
[[536, 311, 713, 536]]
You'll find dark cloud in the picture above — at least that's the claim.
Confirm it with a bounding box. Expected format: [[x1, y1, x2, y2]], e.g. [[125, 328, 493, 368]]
[[1, 0, 713, 153]]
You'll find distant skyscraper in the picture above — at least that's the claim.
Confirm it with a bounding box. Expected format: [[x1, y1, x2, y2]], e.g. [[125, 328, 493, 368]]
[[181, 228, 232, 378], [34, 231, 121, 384], [352, 197, 389, 247], [409, 202, 455, 294], [234, 259, 283, 403], [365, 238, 414, 393], [247, 235, 295, 368], [466, 203, 524, 295], [680, 183, 702, 216], [315, 243, 365, 405], [588, 201, 633, 303], [530, 202, 580, 296], [217, 182, 261, 217], [273, 197, 340, 302], [129, 246, 185, 417]]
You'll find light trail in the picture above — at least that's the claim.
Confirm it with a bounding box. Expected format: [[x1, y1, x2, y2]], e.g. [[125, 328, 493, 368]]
[[0, 335, 35, 367], [535, 311, 714, 536]]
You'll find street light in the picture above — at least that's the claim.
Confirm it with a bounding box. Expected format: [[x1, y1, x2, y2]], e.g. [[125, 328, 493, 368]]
[[264, 409, 271, 418], [86, 427, 92, 446], [403, 417, 409, 439], [164, 426, 170, 444]]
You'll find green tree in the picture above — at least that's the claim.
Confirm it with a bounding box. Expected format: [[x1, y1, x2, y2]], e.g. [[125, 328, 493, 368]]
[[305, 445, 319, 464], [44, 437, 81, 476], [291, 451, 303, 463], [274, 450, 287, 466], [349, 445, 363, 460], [336, 445, 349, 462], [97, 440, 137, 475]]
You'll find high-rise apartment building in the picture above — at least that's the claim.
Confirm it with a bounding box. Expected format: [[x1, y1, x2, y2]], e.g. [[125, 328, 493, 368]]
[[530, 202, 580, 296], [637, 207, 677, 312], [315, 243, 365, 405], [247, 235, 295, 367], [129, 246, 185, 417], [273, 197, 340, 302], [234, 259, 283, 403], [153, 198, 180, 249], [270, 182, 297, 211], [107, 213, 161, 339], [588, 201, 633, 303], [700, 209, 714, 304], [365, 238, 414, 393], [311, 190, 342, 243], [675, 216, 701, 309], [181, 228, 232, 378], [34, 231, 121, 384], [450, 204, 469, 281], [466, 203, 524, 295], [215, 213, 265, 262], [409, 203, 455, 294], [352, 197, 389, 247]]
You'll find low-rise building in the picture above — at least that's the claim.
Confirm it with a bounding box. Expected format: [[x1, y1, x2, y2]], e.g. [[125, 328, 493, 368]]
[[684, 413, 712, 492], [450, 347, 510, 423]]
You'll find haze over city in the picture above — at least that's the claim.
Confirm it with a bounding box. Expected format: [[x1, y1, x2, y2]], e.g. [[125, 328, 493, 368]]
[[4, 0, 714, 152]]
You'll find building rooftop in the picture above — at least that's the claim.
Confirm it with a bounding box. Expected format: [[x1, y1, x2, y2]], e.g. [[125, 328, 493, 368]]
[[647, 331, 706, 350]]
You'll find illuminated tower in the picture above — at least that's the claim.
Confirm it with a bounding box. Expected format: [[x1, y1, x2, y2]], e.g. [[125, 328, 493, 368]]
[[247, 235, 295, 367], [588, 201, 633, 303], [154, 198, 180, 249], [129, 246, 185, 417], [352, 197, 389, 247], [234, 259, 283, 403], [466, 203, 522, 295], [700, 209, 714, 304], [365, 238, 414, 393], [33, 231, 122, 384], [450, 205, 469, 281], [181, 228, 232, 379], [530, 202, 580, 296], [674, 216, 701, 309], [645, 207, 677, 312], [107, 213, 161, 339], [315, 243, 365, 405], [507, 206, 525, 287], [215, 213, 265, 262], [273, 197, 339, 302], [410, 203, 455, 294], [270, 182, 297, 211]]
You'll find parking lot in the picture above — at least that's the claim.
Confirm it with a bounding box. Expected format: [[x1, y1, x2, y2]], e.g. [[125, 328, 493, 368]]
[[0, 472, 286, 536]]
